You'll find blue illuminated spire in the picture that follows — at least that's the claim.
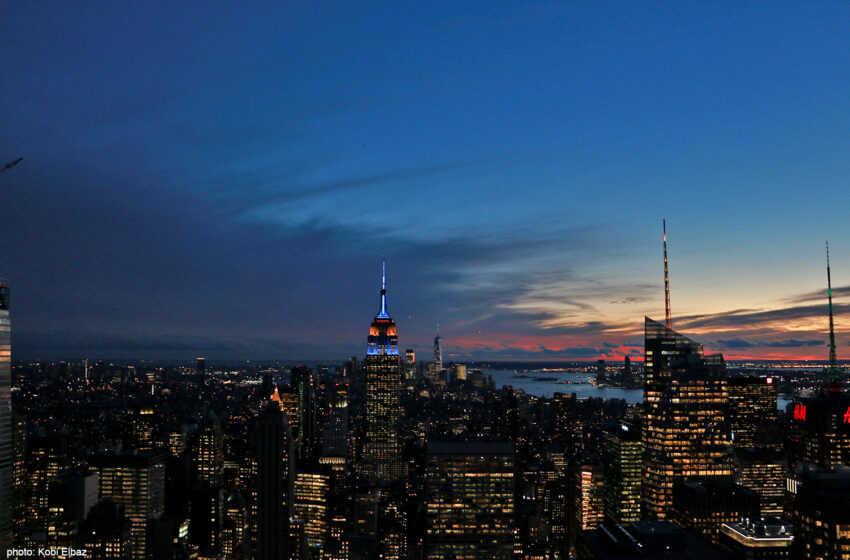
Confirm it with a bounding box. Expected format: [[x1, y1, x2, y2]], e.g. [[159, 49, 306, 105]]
[[377, 256, 390, 319]]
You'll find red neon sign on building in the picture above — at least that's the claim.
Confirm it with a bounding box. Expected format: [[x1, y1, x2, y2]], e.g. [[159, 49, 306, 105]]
[[843, 406, 850, 424], [793, 404, 806, 421]]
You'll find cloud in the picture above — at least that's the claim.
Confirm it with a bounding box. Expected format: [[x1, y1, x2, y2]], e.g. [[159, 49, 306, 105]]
[[713, 338, 823, 350], [676, 303, 850, 330]]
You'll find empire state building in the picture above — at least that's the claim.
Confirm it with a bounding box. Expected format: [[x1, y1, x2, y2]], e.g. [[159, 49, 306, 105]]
[[362, 258, 402, 480]]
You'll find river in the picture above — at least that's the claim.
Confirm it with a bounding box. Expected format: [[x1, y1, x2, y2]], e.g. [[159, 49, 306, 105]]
[[483, 369, 791, 410]]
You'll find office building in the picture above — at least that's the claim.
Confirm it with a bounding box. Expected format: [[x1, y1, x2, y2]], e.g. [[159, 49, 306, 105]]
[[89, 450, 166, 560], [602, 424, 642, 523], [362, 259, 402, 480], [728, 376, 779, 448], [733, 447, 785, 517], [292, 471, 329, 552], [791, 470, 850, 559], [425, 441, 516, 560], [672, 480, 760, 544], [575, 461, 605, 531], [643, 317, 733, 519], [196, 409, 224, 486]]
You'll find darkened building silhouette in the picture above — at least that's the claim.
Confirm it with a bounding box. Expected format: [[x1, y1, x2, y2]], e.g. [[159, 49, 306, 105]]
[[256, 399, 295, 560], [791, 470, 850, 559], [577, 520, 726, 559], [672, 480, 760, 544]]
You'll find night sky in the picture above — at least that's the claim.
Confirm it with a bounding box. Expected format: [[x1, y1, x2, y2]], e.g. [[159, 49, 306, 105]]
[[2, 2, 850, 362]]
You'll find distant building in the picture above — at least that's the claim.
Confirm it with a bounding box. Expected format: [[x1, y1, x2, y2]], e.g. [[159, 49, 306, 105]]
[[434, 334, 443, 371], [425, 441, 515, 560], [643, 317, 733, 519], [195, 409, 223, 486], [452, 363, 467, 381], [718, 517, 793, 559]]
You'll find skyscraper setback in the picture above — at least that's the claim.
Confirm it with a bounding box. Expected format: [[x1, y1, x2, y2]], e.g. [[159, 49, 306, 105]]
[[362, 258, 402, 480]]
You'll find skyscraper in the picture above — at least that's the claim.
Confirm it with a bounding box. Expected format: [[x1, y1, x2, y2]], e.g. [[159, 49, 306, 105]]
[[602, 424, 643, 523], [642, 224, 733, 518], [88, 450, 166, 560], [425, 441, 516, 560], [642, 317, 733, 519], [0, 281, 10, 550], [256, 399, 295, 560], [727, 376, 778, 448], [362, 258, 402, 480], [433, 332, 443, 372]]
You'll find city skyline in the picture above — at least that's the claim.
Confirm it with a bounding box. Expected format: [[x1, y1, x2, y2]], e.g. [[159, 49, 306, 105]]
[[3, 3, 850, 361]]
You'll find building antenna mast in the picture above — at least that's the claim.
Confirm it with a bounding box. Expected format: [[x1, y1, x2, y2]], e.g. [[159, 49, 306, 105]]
[[664, 219, 671, 329]]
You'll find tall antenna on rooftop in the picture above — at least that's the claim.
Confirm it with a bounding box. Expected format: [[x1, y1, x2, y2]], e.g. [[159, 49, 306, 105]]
[[664, 219, 671, 329], [826, 242, 840, 392]]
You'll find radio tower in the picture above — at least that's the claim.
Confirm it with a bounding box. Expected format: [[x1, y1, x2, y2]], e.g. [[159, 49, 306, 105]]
[[826, 242, 841, 392], [663, 219, 671, 329]]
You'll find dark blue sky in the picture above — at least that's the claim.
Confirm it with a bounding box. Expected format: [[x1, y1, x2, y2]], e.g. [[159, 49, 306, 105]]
[[2, 2, 850, 361]]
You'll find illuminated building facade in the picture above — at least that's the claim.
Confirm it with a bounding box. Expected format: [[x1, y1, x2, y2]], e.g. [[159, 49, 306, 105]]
[[293, 471, 329, 552], [425, 441, 516, 560], [733, 447, 785, 517], [89, 450, 166, 560], [196, 410, 223, 486], [642, 317, 733, 519], [728, 376, 778, 448], [0, 281, 10, 551], [362, 259, 402, 480], [575, 461, 605, 531], [602, 424, 643, 523]]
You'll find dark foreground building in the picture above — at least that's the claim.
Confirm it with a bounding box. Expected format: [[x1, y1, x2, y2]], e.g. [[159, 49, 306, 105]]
[[577, 520, 726, 559]]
